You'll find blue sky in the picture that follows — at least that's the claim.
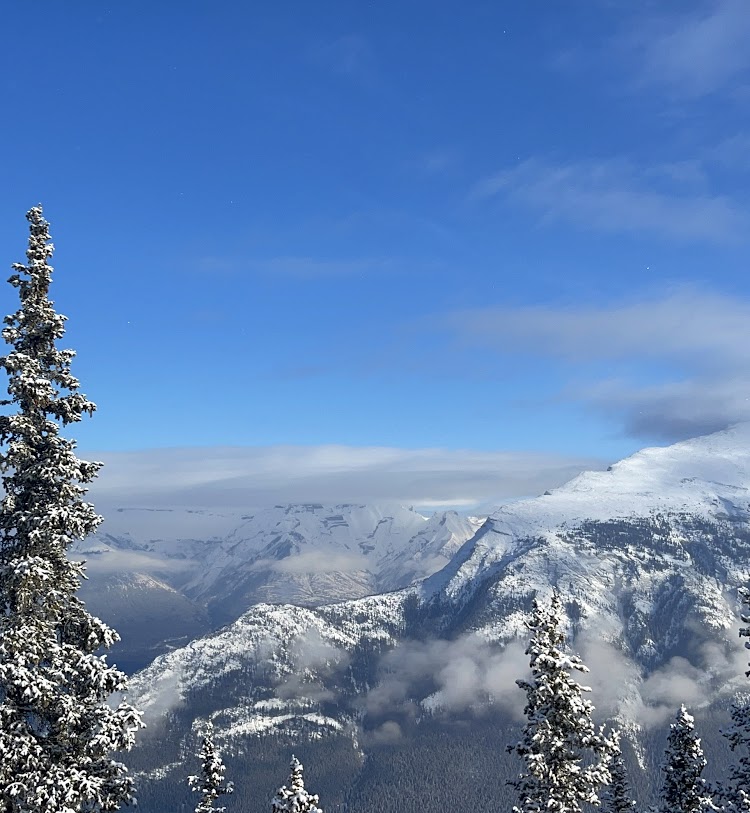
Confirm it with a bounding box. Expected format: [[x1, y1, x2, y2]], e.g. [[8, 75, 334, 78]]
[[1, 1, 749, 509]]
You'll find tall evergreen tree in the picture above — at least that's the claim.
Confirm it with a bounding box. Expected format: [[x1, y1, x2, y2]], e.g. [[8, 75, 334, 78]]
[[508, 590, 614, 813], [188, 724, 233, 813], [271, 756, 322, 813], [0, 207, 142, 813], [659, 705, 715, 813], [600, 732, 635, 813], [720, 585, 750, 812]]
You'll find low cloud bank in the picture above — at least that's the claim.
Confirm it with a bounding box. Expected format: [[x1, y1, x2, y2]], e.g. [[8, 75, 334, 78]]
[[365, 634, 530, 723], [444, 289, 750, 443], [365, 623, 749, 732], [251, 550, 369, 576], [84, 444, 603, 515]]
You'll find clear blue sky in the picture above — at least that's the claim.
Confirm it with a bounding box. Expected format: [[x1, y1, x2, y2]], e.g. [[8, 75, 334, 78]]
[[1, 2, 749, 507]]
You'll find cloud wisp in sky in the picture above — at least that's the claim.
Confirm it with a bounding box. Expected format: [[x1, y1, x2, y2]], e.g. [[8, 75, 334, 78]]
[[444, 289, 750, 442], [194, 255, 396, 278], [624, 0, 750, 99], [473, 158, 747, 243]]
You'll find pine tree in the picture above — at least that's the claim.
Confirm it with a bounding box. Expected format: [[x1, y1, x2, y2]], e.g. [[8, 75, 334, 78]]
[[720, 585, 750, 812], [601, 732, 635, 813], [271, 756, 322, 813], [0, 207, 143, 813], [508, 590, 614, 813], [188, 724, 233, 813], [659, 705, 715, 813]]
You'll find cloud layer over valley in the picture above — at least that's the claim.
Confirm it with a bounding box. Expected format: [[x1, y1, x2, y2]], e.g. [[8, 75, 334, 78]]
[[86, 444, 604, 515]]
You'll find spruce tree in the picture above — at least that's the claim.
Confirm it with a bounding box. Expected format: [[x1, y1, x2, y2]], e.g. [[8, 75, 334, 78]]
[[508, 590, 614, 813], [601, 732, 635, 813], [0, 207, 143, 813], [271, 756, 322, 813], [720, 585, 750, 812], [659, 705, 715, 813], [188, 724, 233, 813]]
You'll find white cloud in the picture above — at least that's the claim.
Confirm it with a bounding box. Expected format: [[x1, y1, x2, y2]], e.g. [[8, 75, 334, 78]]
[[252, 550, 369, 575], [448, 290, 750, 367], [369, 720, 403, 744], [444, 289, 750, 441], [84, 444, 604, 515], [72, 547, 192, 577], [578, 626, 749, 728], [367, 635, 530, 719], [627, 0, 750, 98], [473, 158, 746, 243], [275, 628, 350, 702]]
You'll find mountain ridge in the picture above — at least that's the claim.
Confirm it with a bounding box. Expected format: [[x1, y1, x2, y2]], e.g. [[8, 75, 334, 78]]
[[129, 423, 750, 730], [73, 503, 482, 670], [123, 424, 750, 813]]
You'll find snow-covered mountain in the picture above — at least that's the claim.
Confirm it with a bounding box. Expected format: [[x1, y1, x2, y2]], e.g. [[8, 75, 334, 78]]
[[127, 424, 750, 811], [73, 504, 482, 670], [183, 503, 483, 618]]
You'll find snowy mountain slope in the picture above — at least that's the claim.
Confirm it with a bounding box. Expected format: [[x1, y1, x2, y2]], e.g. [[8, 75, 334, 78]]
[[184, 504, 484, 620], [429, 422, 750, 613], [77, 572, 210, 674], [127, 424, 750, 792], [72, 504, 481, 669]]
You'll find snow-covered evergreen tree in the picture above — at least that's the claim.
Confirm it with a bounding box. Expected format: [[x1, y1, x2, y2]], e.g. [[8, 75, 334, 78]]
[[659, 705, 715, 813], [271, 756, 322, 813], [0, 207, 143, 813], [601, 732, 635, 813], [507, 590, 614, 813], [188, 724, 233, 813], [720, 585, 750, 812]]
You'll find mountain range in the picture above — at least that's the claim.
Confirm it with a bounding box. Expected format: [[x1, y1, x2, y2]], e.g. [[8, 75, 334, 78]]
[[63, 424, 750, 813], [72, 504, 482, 671], [111, 424, 750, 812]]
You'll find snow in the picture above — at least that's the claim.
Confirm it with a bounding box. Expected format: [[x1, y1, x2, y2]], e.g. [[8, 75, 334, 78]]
[[73, 503, 482, 611], [429, 423, 750, 601], [126, 424, 750, 771], [501, 423, 750, 531]]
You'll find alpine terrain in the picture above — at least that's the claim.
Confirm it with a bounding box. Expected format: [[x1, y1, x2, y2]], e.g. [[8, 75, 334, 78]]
[[123, 424, 750, 813], [73, 504, 482, 671]]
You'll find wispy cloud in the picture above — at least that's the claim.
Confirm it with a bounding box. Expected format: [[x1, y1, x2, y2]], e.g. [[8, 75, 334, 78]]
[[709, 133, 750, 172], [578, 625, 747, 727], [625, 0, 750, 98], [448, 290, 750, 367], [413, 147, 462, 177], [581, 376, 750, 442], [444, 289, 750, 441], [194, 255, 394, 278], [473, 158, 747, 243], [85, 444, 604, 516], [309, 34, 381, 90]]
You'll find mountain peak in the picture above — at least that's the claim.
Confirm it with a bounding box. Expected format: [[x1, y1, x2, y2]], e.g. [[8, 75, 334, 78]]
[[493, 422, 750, 531]]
